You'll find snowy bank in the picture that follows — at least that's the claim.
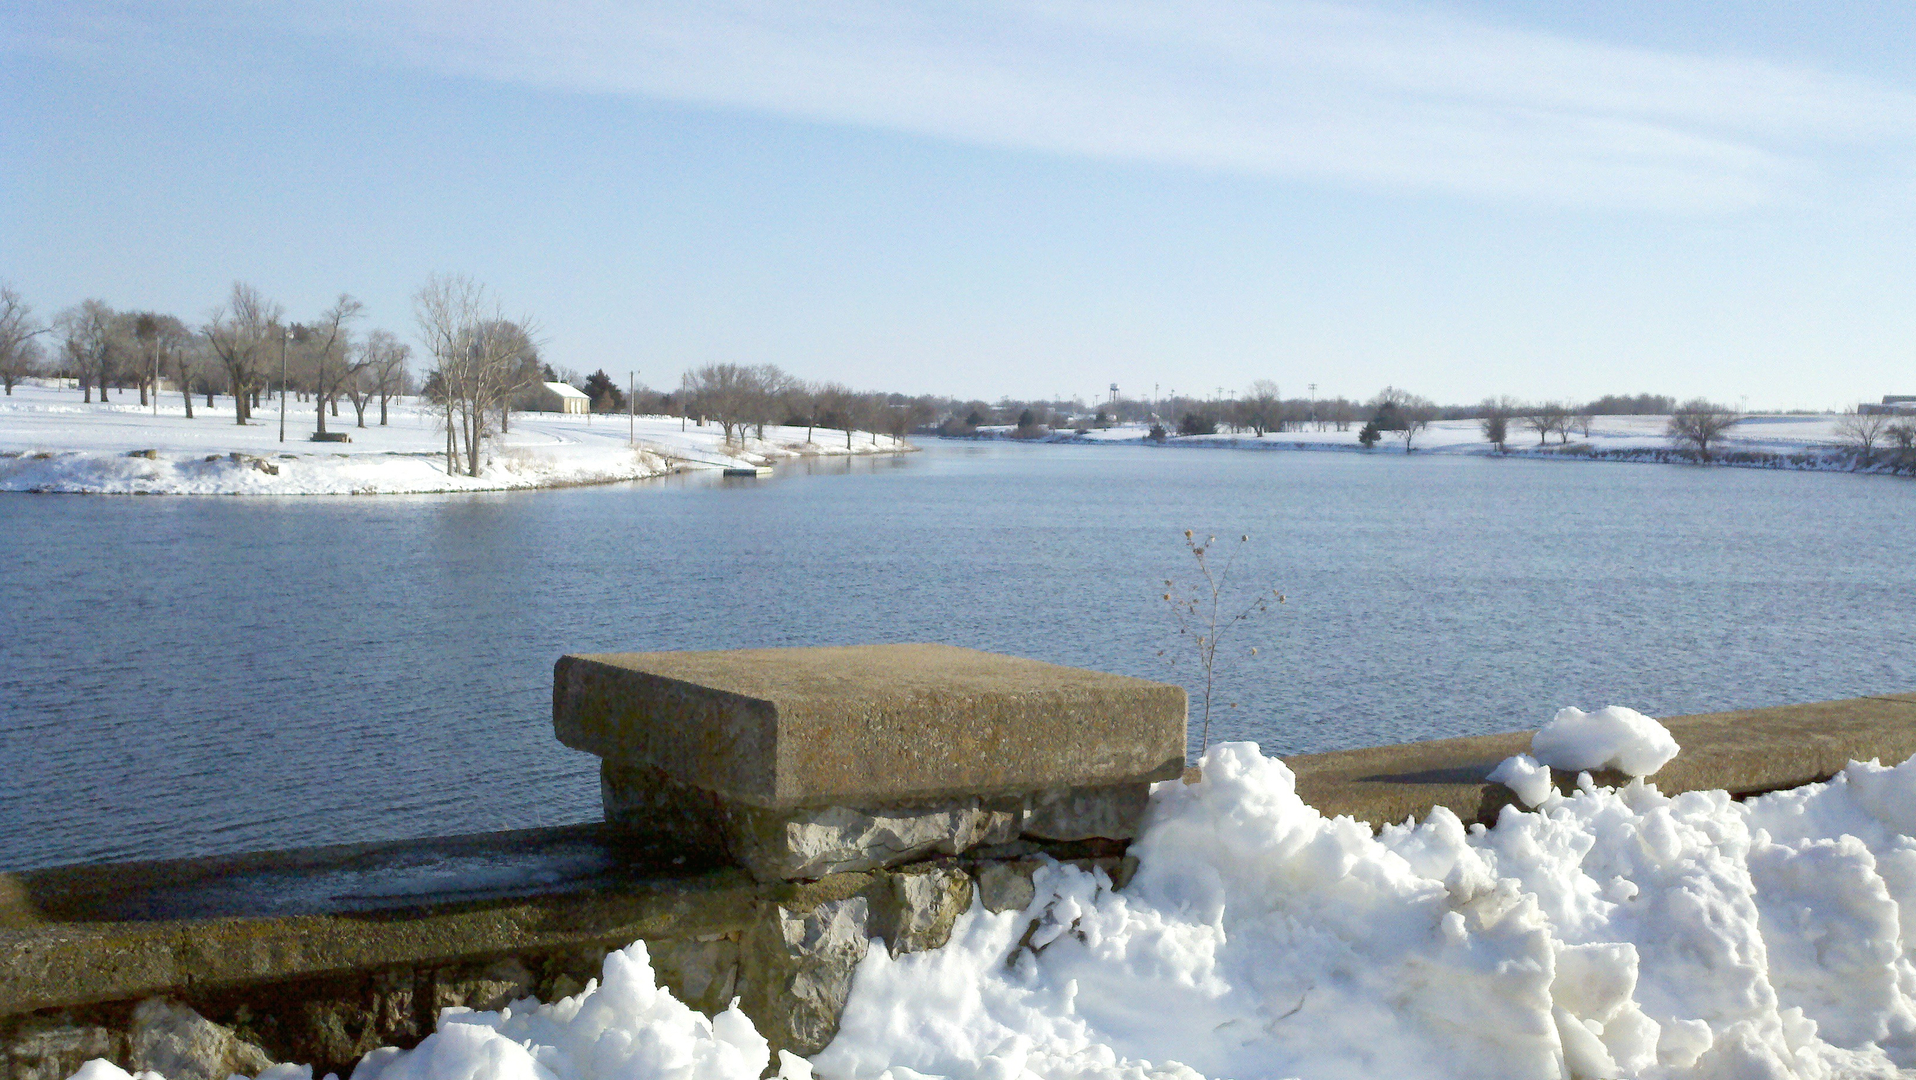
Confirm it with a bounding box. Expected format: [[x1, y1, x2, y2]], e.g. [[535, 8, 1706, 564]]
[[66, 739, 1916, 1080], [952, 414, 1916, 477], [0, 387, 909, 495]]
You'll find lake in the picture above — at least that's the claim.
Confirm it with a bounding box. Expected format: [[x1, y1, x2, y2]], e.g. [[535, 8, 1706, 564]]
[[3, 442, 1913, 870]]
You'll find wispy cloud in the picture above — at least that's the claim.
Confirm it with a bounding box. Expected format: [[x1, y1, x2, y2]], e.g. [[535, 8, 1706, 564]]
[[31, 0, 1916, 209]]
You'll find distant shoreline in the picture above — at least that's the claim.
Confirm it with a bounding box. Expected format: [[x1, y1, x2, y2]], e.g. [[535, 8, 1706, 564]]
[[933, 421, 1916, 478]]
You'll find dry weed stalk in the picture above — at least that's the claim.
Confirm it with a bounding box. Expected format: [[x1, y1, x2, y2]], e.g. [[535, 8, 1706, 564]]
[[1161, 530, 1284, 753]]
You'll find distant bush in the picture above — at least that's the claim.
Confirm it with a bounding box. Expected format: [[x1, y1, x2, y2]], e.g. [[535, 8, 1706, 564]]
[[1178, 412, 1217, 436]]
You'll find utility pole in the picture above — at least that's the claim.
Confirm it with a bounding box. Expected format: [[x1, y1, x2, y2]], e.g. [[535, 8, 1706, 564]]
[[278, 326, 289, 442], [629, 371, 637, 446]]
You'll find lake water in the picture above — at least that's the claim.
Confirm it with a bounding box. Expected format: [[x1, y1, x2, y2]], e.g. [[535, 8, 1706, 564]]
[[3, 442, 1913, 871]]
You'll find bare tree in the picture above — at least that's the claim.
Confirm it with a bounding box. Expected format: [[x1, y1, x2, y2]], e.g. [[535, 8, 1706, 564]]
[[782, 382, 819, 444], [362, 330, 411, 425], [1666, 399, 1741, 459], [1889, 419, 1916, 461], [202, 283, 283, 424], [1241, 380, 1283, 436], [344, 329, 407, 428], [172, 337, 208, 418], [815, 382, 860, 449], [125, 313, 191, 411], [0, 284, 49, 395], [1521, 403, 1568, 446], [1478, 396, 1517, 451], [681, 362, 787, 445], [298, 295, 365, 437], [1834, 410, 1893, 465], [1369, 387, 1436, 450], [56, 300, 116, 404], [414, 274, 536, 476]]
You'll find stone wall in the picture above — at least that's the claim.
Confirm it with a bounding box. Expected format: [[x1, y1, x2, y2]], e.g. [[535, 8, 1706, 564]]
[[1, 834, 1131, 1080]]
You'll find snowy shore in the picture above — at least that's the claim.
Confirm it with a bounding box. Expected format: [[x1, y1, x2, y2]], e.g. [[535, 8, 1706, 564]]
[[959, 413, 1916, 476], [0, 387, 909, 495]]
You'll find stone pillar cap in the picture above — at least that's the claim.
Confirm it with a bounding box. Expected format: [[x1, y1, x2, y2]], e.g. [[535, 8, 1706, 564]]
[[554, 644, 1187, 808]]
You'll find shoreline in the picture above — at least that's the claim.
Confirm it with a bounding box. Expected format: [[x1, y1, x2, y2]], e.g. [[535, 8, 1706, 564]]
[[0, 388, 916, 496], [935, 424, 1916, 477]]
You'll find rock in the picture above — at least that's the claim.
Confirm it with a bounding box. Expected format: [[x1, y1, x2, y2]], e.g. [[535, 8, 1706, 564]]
[[288, 971, 419, 1071], [124, 450, 158, 459], [601, 761, 1022, 881], [738, 897, 871, 1058], [2, 1019, 126, 1080], [869, 866, 973, 956], [0, 874, 35, 929], [1021, 782, 1152, 842], [975, 861, 1038, 914], [739, 797, 1020, 881], [129, 999, 276, 1080], [432, 958, 535, 1014], [646, 936, 740, 1016]]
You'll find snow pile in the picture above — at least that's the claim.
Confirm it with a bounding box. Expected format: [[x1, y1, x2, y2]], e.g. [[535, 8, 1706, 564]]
[[1531, 706, 1681, 777], [817, 743, 1916, 1080], [1486, 752, 1555, 808], [1492, 706, 1680, 808], [71, 943, 803, 1080]]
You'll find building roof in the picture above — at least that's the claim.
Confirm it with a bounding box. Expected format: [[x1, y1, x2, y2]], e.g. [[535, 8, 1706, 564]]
[[544, 382, 591, 399]]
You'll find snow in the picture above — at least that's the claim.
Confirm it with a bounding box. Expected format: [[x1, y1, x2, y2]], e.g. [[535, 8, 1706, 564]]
[[1488, 753, 1555, 808], [0, 386, 905, 495], [64, 740, 1916, 1080], [819, 744, 1916, 1080], [1530, 706, 1682, 777]]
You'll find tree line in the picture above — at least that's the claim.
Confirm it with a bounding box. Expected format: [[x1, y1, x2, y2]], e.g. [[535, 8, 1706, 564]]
[[0, 281, 414, 431]]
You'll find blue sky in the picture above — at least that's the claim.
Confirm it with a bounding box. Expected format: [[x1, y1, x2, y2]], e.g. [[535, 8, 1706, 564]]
[[4, 1, 1913, 407]]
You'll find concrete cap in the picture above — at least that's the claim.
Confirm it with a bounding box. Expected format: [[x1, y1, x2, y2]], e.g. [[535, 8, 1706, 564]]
[[553, 644, 1187, 807]]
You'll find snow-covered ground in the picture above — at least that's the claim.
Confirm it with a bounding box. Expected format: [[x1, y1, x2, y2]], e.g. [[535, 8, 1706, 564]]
[[76, 728, 1916, 1080], [0, 386, 907, 495], [970, 413, 1906, 471]]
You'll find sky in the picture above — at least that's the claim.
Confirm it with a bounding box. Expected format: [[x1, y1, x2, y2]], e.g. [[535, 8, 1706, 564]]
[[3, 1, 1914, 408]]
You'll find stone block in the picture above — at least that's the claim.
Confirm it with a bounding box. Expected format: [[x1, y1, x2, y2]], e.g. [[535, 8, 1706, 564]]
[[737, 896, 871, 1059], [975, 861, 1038, 915], [129, 1000, 276, 1080], [3, 1019, 126, 1080], [868, 866, 973, 957], [644, 936, 740, 1017], [559, 645, 1185, 878]]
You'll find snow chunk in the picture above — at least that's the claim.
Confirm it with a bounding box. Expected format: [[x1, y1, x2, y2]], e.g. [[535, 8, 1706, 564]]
[[1531, 706, 1679, 777], [1487, 753, 1554, 807], [352, 942, 779, 1080]]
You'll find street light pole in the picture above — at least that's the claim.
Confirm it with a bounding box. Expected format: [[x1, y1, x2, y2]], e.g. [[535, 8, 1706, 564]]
[[278, 326, 289, 442]]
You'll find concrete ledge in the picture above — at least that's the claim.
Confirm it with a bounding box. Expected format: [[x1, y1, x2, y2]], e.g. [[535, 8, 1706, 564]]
[[554, 644, 1187, 806], [1285, 693, 1916, 829]]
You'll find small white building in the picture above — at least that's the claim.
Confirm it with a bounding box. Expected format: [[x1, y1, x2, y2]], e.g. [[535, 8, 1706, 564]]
[[530, 381, 591, 414]]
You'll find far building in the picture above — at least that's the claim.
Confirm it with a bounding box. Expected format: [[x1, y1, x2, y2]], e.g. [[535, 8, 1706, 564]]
[[1859, 396, 1916, 416], [529, 381, 591, 414]]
